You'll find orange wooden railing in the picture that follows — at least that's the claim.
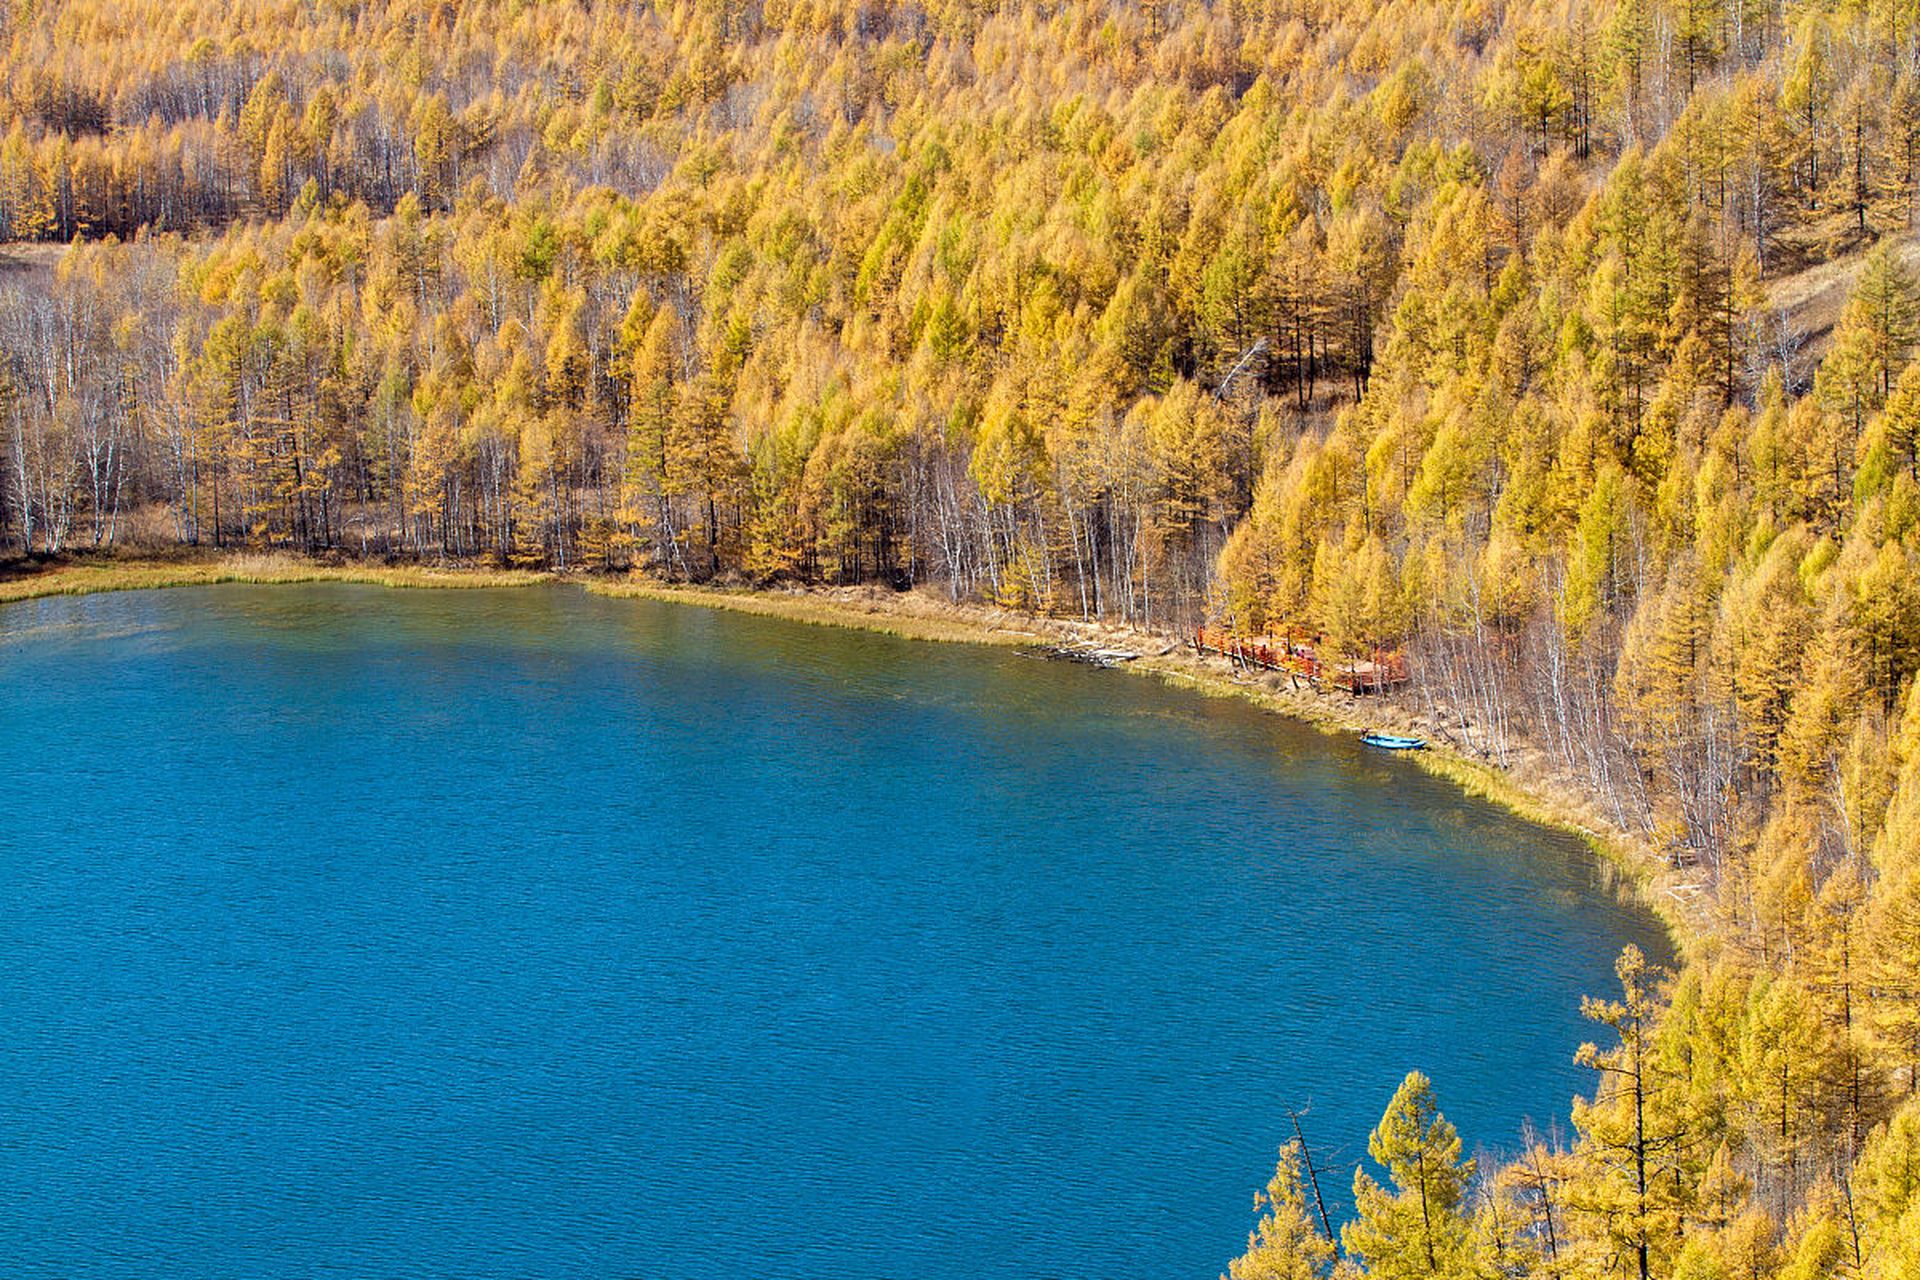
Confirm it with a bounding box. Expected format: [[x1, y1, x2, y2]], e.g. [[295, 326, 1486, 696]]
[[1194, 626, 1409, 693]]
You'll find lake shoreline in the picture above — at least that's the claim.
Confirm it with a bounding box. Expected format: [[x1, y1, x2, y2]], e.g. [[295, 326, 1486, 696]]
[[3, 549, 1695, 951], [611, 577, 1696, 952], [8, 567, 1666, 1277], [0, 549, 548, 601]]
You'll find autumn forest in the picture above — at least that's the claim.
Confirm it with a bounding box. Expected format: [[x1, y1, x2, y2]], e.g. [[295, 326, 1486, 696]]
[[5, 0, 1920, 1275]]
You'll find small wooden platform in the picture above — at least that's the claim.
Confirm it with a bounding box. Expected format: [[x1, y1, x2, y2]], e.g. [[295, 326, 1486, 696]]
[[1193, 627, 1409, 694]]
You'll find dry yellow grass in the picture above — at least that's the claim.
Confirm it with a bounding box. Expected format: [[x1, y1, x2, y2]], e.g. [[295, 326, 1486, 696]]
[[0, 552, 547, 603], [586, 576, 1052, 646], [1765, 233, 1920, 360]]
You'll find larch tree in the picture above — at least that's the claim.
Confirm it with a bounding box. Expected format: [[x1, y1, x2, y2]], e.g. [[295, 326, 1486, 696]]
[[1225, 1141, 1336, 1280], [1342, 1071, 1476, 1280]]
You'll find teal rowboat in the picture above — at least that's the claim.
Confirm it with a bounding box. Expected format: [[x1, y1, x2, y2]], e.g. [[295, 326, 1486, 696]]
[[1360, 732, 1427, 750]]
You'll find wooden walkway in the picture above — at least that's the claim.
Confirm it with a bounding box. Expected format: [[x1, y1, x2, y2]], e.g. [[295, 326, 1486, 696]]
[[1193, 627, 1409, 695]]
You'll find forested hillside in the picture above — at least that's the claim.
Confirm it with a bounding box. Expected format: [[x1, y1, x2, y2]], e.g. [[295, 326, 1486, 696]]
[[5, 0, 1920, 1275]]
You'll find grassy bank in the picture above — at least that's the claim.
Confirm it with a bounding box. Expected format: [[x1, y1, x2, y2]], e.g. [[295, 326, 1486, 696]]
[[0, 551, 547, 604], [585, 577, 1055, 647], [5, 551, 1692, 950]]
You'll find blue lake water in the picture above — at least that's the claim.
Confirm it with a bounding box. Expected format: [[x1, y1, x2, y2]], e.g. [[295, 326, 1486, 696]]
[[0, 584, 1668, 1278]]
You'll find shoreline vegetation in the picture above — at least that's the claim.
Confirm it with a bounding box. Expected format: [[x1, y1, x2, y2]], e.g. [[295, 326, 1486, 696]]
[[0, 551, 548, 601], [1, 548, 1694, 951]]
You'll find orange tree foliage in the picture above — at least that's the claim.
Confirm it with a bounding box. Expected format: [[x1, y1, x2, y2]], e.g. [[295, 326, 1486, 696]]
[[6, 1, 1920, 1273]]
